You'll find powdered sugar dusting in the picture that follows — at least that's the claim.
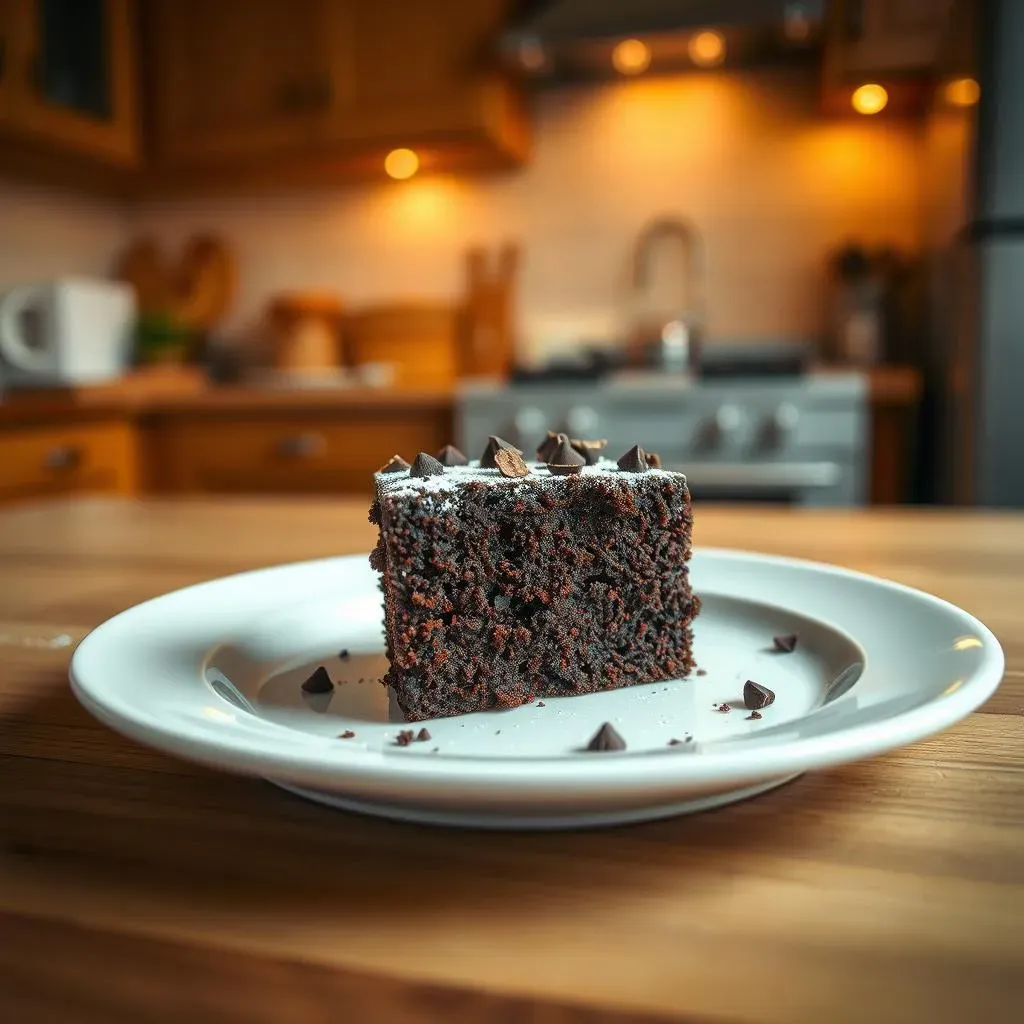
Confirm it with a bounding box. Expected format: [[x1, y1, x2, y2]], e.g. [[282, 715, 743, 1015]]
[[375, 459, 682, 503]]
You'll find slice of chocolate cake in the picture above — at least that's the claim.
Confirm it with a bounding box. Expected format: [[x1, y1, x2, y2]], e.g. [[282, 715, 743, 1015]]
[[369, 439, 699, 721]]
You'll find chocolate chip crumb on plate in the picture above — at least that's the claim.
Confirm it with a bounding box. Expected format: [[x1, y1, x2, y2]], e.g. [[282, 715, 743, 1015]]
[[70, 547, 1003, 830]]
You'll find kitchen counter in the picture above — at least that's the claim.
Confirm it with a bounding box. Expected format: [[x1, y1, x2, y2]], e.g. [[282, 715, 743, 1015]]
[[0, 369, 919, 503], [0, 498, 1020, 1023], [0, 381, 454, 425]]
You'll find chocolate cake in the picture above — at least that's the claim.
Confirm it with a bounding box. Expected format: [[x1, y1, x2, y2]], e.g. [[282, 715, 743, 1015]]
[[369, 436, 699, 721]]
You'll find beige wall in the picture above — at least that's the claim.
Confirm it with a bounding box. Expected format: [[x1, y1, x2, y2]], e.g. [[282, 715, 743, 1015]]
[[0, 180, 127, 290], [2, 69, 923, 362], [129, 69, 924, 360]]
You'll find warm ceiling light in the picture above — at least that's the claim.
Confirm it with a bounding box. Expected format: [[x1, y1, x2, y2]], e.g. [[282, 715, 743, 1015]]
[[385, 148, 419, 180], [688, 30, 726, 67], [612, 38, 650, 75], [851, 83, 888, 115], [944, 77, 980, 108]]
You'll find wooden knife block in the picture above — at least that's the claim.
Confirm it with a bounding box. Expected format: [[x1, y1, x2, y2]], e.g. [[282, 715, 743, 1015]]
[[461, 244, 518, 378]]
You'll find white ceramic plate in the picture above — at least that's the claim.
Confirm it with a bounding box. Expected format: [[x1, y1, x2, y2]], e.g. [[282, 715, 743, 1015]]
[[70, 549, 1004, 829]]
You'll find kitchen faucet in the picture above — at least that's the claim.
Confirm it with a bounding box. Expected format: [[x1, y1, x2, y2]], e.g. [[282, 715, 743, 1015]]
[[629, 216, 705, 372]]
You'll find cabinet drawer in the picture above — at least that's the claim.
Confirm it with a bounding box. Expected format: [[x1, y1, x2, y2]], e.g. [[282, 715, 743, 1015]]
[[152, 411, 451, 494], [0, 421, 136, 503]]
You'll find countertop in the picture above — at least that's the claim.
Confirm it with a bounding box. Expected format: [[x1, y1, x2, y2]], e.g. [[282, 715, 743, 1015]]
[[2, 499, 1019, 1023], [0, 367, 920, 426]]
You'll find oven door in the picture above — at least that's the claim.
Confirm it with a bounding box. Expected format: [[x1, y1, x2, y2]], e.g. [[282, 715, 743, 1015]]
[[666, 461, 847, 505]]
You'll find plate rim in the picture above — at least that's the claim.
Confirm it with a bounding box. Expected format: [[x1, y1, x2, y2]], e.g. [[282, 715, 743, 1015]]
[[68, 547, 1005, 794]]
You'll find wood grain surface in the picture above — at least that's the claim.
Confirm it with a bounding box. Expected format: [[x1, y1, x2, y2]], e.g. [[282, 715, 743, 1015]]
[[0, 499, 1021, 1024]]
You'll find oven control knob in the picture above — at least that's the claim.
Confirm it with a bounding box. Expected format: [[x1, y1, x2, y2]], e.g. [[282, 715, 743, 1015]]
[[565, 405, 599, 437], [771, 402, 800, 434], [714, 403, 744, 437], [513, 406, 547, 446]]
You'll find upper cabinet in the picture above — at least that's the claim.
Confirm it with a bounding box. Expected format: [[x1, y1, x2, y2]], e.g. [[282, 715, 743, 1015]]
[[821, 0, 954, 115], [824, 0, 954, 78], [0, 1, 12, 125], [146, 0, 346, 166], [1, 0, 138, 166], [144, 0, 528, 183]]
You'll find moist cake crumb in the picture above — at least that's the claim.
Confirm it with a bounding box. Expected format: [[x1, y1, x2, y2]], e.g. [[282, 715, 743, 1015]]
[[370, 443, 698, 721]]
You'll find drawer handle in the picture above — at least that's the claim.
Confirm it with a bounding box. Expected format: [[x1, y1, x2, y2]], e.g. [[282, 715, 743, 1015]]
[[276, 433, 326, 459], [44, 445, 82, 472]]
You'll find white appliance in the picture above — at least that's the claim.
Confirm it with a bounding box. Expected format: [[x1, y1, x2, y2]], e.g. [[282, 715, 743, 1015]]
[[0, 278, 136, 388]]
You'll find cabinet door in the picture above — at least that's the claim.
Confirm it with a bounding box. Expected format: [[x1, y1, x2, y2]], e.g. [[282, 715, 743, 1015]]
[[149, 0, 351, 166], [339, 0, 506, 143], [834, 0, 952, 74], [0, 1, 14, 123], [8, 0, 137, 165]]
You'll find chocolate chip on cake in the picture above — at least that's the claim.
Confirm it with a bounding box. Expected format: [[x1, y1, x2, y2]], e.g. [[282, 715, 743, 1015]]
[[773, 633, 799, 653], [668, 737, 684, 746], [695, 667, 707, 676], [300, 666, 334, 694], [645, 452, 662, 469], [570, 438, 608, 466], [494, 448, 530, 478], [743, 680, 776, 710], [435, 444, 469, 467], [536, 431, 563, 463], [416, 727, 432, 742], [715, 702, 731, 713], [339, 729, 356, 738], [379, 454, 410, 474], [395, 729, 415, 747], [338, 648, 350, 661], [617, 444, 649, 473], [747, 711, 762, 721], [547, 437, 586, 476], [480, 435, 523, 469], [410, 452, 445, 478], [585, 722, 627, 751]]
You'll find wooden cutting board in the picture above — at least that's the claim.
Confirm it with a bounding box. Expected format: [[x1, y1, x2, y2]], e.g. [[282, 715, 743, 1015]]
[[117, 234, 237, 331], [345, 303, 460, 387]]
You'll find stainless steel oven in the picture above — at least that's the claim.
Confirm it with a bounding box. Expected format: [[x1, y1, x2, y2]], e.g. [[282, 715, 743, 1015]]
[[457, 373, 868, 507]]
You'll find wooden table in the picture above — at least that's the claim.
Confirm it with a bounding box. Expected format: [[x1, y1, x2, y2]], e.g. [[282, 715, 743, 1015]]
[[0, 499, 1021, 1024]]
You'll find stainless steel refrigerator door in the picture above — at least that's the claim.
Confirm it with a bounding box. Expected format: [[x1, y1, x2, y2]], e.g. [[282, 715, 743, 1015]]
[[973, 240, 1024, 505]]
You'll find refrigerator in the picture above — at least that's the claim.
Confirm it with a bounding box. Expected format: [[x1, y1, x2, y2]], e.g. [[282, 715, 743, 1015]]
[[924, 0, 1024, 506]]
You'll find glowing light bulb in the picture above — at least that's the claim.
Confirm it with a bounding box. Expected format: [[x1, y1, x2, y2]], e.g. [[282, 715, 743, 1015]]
[[385, 148, 419, 180], [688, 30, 726, 67], [612, 38, 651, 76], [944, 77, 980, 108], [851, 83, 888, 115]]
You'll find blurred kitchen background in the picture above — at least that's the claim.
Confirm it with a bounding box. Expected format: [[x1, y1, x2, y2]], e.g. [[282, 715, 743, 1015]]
[[0, 0, 1018, 506]]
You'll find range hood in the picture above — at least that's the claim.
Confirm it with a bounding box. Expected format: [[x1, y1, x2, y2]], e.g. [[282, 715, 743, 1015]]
[[500, 0, 825, 80]]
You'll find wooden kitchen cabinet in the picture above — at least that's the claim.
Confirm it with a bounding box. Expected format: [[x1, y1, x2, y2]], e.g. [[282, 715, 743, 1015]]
[[143, 402, 453, 495], [143, 0, 527, 180], [825, 0, 953, 77], [0, 1, 13, 125], [1, 0, 138, 166], [145, 0, 347, 166], [0, 417, 137, 504]]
